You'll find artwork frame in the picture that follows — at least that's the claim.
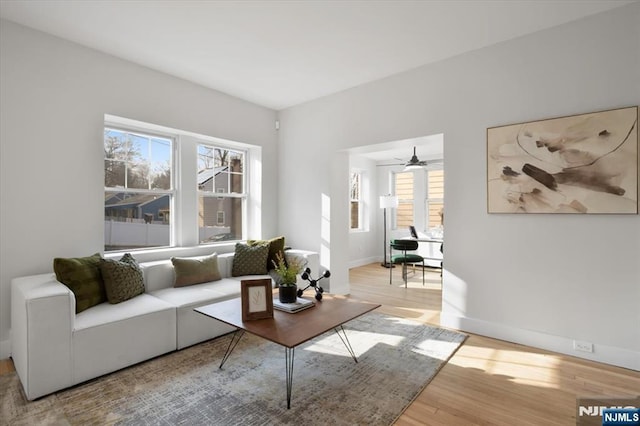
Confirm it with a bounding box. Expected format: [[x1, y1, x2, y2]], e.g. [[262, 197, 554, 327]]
[[241, 279, 274, 321], [487, 106, 638, 214]]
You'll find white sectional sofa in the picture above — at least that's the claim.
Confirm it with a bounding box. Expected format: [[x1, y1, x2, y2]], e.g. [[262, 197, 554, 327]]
[[11, 248, 318, 400]]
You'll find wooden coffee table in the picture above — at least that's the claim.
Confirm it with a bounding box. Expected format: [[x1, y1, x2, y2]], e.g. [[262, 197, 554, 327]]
[[195, 295, 380, 408]]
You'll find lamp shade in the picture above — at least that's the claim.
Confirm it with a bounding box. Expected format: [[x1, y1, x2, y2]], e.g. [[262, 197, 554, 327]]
[[379, 195, 398, 209]]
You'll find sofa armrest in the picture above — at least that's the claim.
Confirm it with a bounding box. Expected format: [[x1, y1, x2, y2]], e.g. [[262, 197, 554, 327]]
[[285, 249, 320, 287], [11, 274, 75, 400]]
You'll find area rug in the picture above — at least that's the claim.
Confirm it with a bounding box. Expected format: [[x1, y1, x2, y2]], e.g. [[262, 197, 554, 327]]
[[1, 312, 466, 425]]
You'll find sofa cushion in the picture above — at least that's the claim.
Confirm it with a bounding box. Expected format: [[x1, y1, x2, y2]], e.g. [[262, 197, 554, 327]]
[[73, 295, 176, 385], [171, 253, 221, 287], [99, 253, 145, 304], [247, 236, 286, 271], [53, 253, 105, 313], [150, 278, 239, 308], [140, 260, 175, 292], [231, 243, 269, 276], [74, 293, 175, 331]]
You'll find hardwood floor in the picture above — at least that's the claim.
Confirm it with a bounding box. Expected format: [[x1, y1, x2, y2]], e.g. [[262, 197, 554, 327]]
[[0, 358, 13, 376], [349, 263, 640, 426], [2, 263, 637, 425]]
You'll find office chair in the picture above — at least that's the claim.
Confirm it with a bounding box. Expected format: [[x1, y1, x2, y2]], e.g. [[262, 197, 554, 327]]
[[389, 239, 425, 288]]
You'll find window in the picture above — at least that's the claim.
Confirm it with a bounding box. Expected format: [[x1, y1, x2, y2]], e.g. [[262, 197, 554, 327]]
[[394, 171, 414, 228], [104, 127, 173, 251], [350, 171, 363, 230], [198, 144, 246, 243], [426, 169, 444, 229]]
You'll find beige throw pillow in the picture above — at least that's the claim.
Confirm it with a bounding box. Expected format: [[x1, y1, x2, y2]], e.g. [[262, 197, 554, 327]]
[[172, 253, 221, 287]]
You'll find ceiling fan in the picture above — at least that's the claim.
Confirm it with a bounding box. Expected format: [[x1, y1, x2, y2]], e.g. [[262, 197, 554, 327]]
[[403, 146, 429, 170], [373, 146, 443, 169], [384, 146, 442, 171]]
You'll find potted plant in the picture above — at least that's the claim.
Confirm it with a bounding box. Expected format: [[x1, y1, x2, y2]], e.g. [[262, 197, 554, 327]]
[[272, 252, 304, 303]]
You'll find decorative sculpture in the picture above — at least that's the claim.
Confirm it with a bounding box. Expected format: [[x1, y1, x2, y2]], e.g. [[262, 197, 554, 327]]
[[297, 268, 330, 301]]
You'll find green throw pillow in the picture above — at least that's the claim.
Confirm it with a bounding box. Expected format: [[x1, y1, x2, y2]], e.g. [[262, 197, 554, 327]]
[[171, 252, 221, 287], [99, 253, 145, 304], [53, 253, 106, 314], [231, 243, 269, 276], [247, 236, 286, 271]]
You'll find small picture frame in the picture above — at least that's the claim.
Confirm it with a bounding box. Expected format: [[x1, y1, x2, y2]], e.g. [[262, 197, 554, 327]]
[[241, 279, 274, 321]]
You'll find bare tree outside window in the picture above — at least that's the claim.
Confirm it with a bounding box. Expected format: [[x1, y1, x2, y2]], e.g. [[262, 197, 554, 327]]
[[104, 128, 173, 251], [350, 171, 363, 230]]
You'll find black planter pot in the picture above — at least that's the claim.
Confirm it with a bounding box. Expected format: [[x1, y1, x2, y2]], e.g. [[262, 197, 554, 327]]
[[278, 285, 298, 303]]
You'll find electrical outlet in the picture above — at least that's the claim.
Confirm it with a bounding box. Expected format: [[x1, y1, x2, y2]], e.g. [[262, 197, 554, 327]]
[[573, 340, 593, 353]]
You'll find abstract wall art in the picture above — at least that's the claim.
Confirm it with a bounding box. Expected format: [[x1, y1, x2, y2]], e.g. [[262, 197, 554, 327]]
[[487, 106, 638, 214]]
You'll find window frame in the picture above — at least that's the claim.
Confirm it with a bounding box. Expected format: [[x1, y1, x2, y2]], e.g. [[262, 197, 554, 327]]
[[197, 143, 248, 244], [104, 114, 260, 254], [103, 125, 176, 252], [425, 166, 444, 230], [349, 170, 364, 231], [392, 170, 415, 230]]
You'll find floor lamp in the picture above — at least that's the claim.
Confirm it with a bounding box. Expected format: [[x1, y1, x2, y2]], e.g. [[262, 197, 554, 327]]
[[380, 195, 398, 268]]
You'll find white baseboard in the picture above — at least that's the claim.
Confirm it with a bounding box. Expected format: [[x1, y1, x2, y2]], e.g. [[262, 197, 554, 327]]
[[348, 257, 442, 269], [348, 256, 380, 269], [0, 339, 10, 360], [441, 312, 639, 371]]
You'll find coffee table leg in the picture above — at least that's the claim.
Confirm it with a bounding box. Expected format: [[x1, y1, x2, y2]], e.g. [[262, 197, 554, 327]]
[[285, 347, 295, 409], [334, 325, 358, 363], [220, 329, 244, 369]]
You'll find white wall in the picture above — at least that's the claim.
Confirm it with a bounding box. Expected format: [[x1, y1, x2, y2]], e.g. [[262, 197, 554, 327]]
[[278, 3, 640, 369], [0, 20, 278, 356]]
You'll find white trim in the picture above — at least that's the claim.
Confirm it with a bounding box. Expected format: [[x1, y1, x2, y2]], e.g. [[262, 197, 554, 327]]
[[348, 256, 381, 269], [102, 115, 260, 248], [216, 210, 225, 225], [440, 312, 640, 371], [105, 114, 254, 150], [349, 170, 364, 231]]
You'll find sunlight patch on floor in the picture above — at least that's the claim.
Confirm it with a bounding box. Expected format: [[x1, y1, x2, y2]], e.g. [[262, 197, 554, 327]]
[[413, 339, 461, 360], [304, 330, 404, 357], [448, 344, 563, 389]]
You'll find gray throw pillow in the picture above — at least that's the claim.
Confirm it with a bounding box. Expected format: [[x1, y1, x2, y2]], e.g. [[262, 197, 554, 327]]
[[99, 253, 145, 304], [53, 253, 106, 313], [171, 252, 221, 287], [231, 243, 269, 276]]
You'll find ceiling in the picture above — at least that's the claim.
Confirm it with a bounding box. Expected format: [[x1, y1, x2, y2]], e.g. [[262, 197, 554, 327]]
[[350, 134, 444, 164], [1, 1, 634, 111]]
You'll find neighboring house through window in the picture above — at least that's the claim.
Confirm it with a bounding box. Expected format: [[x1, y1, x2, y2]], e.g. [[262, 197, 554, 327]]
[[104, 127, 174, 251], [198, 144, 246, 244], [391, 167, 444, 233], [426, 168, 444, 229], [104, 117, 254, 252], [394, 171, 414, 228]]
